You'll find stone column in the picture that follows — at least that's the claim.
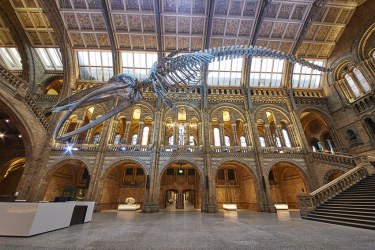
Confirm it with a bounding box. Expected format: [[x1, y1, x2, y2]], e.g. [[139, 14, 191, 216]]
[[58, 120, 71, 137], [123, 121, 131, 144], [84, 128, 93, 144], [185, 122, 190, 145], [71, 120, 83, 143], [137, 122, 144, 145], [219, 123, 225, 146], [231, 123, 238, 146], [287, 124, 298, 147], [264, 124, 274, 147], [174, 123, 178, 145], [108, 120, 118, 144], [149, 121, 155, 145], [276, 125, 286, 147]]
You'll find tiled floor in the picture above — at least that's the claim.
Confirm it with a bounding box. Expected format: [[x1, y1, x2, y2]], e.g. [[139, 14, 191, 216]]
[[1, 210, 374, 249]]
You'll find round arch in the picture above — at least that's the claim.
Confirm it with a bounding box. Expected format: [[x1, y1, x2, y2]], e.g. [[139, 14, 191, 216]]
[[215, 160, 262, 211], [41, 159, 90, 202], [209, 103, 247, 121], [158, 159, 204, 211], [323, 169, 345, 185], [97, 159, 148, 211], [267, 161, 311, 209], [163, 102, 202, 121]]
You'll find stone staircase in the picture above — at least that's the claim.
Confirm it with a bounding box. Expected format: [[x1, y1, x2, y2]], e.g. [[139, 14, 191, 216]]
[[304, 174, 375, 230]]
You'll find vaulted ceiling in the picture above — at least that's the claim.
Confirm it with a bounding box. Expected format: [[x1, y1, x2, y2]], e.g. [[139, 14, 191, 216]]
[[0, 0, 366, 59]]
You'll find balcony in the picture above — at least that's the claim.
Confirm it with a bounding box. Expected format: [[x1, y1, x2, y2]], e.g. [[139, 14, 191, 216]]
[[211, 146, 253, 153], [107, 144, 150, 152], [161, 145, 202, 152], [51, 143, 99, 151]]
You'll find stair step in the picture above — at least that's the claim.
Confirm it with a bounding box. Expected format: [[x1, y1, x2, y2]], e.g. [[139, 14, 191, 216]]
[[313, 210, 375, 220], [315, 207, 375, 215], [325, 201, 375, 205], [320, 203, 375, 208], [307, 213, 375, 226], [318, 205, 375, 213], [304, 216, 375, 230], [331, 198, 375, 201]]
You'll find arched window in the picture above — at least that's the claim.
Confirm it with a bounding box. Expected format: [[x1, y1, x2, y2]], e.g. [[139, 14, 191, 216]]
[[131, 134, 138, 145], [345, 74, 360, 98], [214, 128, 221, 146], [93, 133, 101, 144], [240, 136, 247, 147], [178, 125, 184, 145], [282, 129, 292, 147], [114, 133, 121, 145], [224, 136, 231, 146], [141, 126, 149, 145], [275, 137, 282, 147], [168, 135, 174, 145], [353, 68, 370, 93], [259, 137, 266, 147]]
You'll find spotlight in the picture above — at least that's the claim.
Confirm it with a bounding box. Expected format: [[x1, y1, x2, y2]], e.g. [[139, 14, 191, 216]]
[[72, 147, 79, 151], [66, 145, 73, 151], [18, 134, 22, 138], [5, 119, 9, 123], [120, 147, 126, 151], [0, 133, 4, 138]]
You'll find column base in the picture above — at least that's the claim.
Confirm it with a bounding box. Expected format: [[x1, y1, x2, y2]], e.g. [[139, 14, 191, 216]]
[[142, 205, 159, 213], [204, 205, 218, 213]]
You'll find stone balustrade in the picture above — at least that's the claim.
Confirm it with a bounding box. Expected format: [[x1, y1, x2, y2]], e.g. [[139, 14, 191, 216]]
[[308, 151, 369, 168], [293, 89, 324, 97], [211, 146, 253, 153], [297, 166, 369, 217], [260, 146, 303, 154], [161, 145, 202, 152], [107, 144, 150, 152], [35, 94, 60, 102], [251, 88, 286, 96], [52, 143, 99, 151]]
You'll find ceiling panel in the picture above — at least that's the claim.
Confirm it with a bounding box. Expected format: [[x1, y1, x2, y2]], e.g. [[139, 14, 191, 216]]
[[298, 2, 356, 58], [10, 0, 58, 47]]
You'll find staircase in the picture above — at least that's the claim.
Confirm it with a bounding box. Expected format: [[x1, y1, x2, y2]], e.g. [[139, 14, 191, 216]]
[[304, 174, 375, 230]]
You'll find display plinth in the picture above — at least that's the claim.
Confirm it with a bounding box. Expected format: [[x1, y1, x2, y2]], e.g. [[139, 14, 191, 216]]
[[0, 201, 95, 237]]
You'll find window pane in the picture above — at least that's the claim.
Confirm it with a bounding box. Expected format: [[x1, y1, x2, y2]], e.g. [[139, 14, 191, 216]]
[[36, 48, 53, 68], [292, 60, 324, 89], [47, 48, 63, 68]]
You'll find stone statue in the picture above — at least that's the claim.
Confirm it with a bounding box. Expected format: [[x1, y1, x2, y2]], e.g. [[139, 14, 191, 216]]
[[52, 45, 332, 141], [125, 197, 136, 205]]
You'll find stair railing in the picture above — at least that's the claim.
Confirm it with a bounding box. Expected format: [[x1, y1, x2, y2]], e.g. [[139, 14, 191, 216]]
[[297, 165, 369, 217]]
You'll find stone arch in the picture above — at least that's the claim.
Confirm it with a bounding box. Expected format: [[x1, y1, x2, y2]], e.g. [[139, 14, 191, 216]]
[[163, 102, 202, 121], [267, 161, 311, 209], [215, 159, 262, 211], [358, 22, 375, 61], [297, 107, 334, 124], [254, 104, 290, 120], [323, 169, 345, 184], [158, 158, 204, 177], [158, 159, 204, 211], [40, 158, 91, 201], [101, 157, 149, 177], [266, 160, 312, 191], [97, 158, 148, 211], [209, 103, 246, 121]]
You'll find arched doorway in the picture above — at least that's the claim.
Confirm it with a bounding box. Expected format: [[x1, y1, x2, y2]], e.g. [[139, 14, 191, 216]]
[[99, 161, 146, 210], [269, 162, 308, 209], [43, 160, 89, 201], [215, 162, 259, 211], [0, 104, 29, 197], [0, 158, 25, 195], [159, 161, 201, 211]]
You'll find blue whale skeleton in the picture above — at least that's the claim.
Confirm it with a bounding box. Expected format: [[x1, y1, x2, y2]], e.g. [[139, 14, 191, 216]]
[[52, 45, 331, 141]]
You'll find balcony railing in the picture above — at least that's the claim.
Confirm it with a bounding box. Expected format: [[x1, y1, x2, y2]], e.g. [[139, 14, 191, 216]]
[[52, 143, 99, 151], [260, 146, 303, 154], [309, 151, 369, 168], [107, 144, 150, 152], [161, 145, 202, 152], [211, 146, 253, 153]]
